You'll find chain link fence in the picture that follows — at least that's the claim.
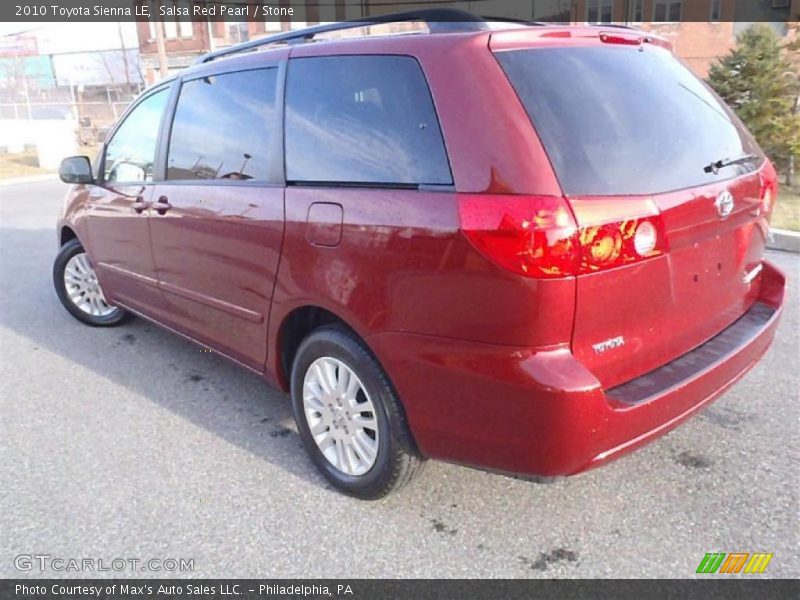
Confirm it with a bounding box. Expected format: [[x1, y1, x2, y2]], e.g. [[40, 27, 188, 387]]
[[0, 84, 140, 148]]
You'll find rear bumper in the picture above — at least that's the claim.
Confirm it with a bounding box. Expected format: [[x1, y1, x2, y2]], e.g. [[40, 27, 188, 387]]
[[367, 260, 786, 477]]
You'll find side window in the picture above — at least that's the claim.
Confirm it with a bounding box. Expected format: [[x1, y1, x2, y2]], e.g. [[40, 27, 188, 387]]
[[167, 68, 277, 181], [104, 89, 168, 182], [285, 56, 452, 186]]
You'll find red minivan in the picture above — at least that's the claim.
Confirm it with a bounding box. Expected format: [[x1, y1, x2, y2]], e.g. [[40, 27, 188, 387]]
[[54, 12, 786, 498]]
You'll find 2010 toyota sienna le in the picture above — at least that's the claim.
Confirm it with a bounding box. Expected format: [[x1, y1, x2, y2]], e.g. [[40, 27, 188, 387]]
[[54, 11, 786, 499]]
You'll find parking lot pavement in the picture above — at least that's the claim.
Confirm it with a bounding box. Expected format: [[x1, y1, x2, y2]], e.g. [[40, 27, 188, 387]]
[[1, 178, 798, 579]]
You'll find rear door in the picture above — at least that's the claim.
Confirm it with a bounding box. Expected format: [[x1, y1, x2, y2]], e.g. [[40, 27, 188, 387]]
[[495, 37, 771, 388], [148, 63, 285, 371], [278, 52, 457, 339]]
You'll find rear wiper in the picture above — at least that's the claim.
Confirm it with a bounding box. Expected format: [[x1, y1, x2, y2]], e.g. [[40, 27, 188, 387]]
[[703, 154, 760, 174]]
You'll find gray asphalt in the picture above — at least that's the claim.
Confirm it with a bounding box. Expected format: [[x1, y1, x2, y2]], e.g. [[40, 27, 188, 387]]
[[1, 178, 798, 579]]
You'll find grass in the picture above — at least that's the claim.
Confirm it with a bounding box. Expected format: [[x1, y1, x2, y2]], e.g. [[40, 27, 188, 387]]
[[0, 149, 52, 179], [0, 144, 102, 180], [773, 187, 800, 232]]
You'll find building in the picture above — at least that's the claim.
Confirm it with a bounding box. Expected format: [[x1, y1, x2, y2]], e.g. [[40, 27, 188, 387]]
[[0, 22, 143, 132], [135, 0, 799, 83], [0, 22, 142, 92], [136, 0, 365, 83], [571, 0, 798, 76]]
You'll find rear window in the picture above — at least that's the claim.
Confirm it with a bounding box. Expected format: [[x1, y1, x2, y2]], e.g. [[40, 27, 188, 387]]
[[285, 55, 452, 186], [496, 46, 762, 196]]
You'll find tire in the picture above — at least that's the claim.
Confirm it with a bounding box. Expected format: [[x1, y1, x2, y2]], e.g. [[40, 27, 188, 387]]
[[53, 238, 127, 327], [291, 325, 425, 499]]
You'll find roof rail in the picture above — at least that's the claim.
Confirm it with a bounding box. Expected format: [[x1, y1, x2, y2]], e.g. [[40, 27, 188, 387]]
[[194, 8, 489, 65]]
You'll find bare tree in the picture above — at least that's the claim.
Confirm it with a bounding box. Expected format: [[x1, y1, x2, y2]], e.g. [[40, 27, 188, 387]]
[[117, 22, 132, 88]]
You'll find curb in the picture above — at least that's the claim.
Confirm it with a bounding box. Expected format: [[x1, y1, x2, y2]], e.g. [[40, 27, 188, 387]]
[[0, 173, 58, 186], [767, 228, 800, 253]]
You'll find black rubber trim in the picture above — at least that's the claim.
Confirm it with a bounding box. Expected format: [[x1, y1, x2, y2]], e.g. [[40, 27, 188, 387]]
[[607, 302, 775, 405]]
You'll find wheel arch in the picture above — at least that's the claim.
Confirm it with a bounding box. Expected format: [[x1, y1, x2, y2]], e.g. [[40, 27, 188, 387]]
[[274, 305, 358, 392], [274, 303, 423, 458], [60, 225, 78, 247]]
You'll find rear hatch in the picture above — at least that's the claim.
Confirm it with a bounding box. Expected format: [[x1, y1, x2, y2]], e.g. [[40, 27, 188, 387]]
[[494, 29, 776, 389]]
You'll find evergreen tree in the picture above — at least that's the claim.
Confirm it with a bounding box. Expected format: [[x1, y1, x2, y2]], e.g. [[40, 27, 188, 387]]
[[707, 24, 800, 176]]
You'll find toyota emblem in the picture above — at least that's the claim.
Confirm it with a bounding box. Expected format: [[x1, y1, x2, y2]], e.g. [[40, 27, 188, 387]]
[[715, 190, 734, 219]]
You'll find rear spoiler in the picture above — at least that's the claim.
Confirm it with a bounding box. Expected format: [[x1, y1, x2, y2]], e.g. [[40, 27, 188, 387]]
[[489, 25, 674, 53]]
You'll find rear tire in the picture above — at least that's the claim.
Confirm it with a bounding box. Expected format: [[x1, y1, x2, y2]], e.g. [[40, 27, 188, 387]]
[[53, 238, 127, 327], [291, 325, 425, 499]]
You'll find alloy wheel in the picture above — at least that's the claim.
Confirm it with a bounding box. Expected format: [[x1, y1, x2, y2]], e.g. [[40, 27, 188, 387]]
[[63, 253, 116, 317], [302, 356, 380, 476]]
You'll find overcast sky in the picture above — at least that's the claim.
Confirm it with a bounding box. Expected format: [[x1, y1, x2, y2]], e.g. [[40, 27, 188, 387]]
[[0, 22, 141, 52], [0, 21, 45, 36]]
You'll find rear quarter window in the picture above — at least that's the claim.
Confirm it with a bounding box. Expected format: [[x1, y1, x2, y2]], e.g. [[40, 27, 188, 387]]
[[167, 68, 278, 181], [285, 55, 452, 186], [496, 46, 762, 196]]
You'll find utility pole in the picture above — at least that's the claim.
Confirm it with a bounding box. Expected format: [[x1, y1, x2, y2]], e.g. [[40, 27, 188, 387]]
[[205, 0, 216, 54], [155, 19, 169, 80], [206, 20, 216, 52]]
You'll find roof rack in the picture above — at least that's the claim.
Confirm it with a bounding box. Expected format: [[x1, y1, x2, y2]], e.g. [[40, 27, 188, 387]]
[[194, 8, 489, 65]]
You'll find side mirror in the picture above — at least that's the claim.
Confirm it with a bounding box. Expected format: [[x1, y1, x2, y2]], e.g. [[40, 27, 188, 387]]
[[108, 161, 146, 183], [59, 156, 94, 184]]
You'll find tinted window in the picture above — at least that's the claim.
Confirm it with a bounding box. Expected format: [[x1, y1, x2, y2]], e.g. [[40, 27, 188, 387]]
[[285, 56, 452, 186], [104, 89, 168, 182], [497, 47, 762, 196], [167, 68, 277, 181]]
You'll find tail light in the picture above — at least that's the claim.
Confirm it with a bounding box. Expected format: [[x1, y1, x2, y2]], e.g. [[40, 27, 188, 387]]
[[458, 195, 578, 278], [458, 195, 669, 279], [578, 215, 668, 273], [760, 159, 778, 218]]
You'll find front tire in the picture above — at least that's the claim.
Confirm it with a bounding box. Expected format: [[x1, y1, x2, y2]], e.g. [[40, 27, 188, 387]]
[[291, 325, 425, 499], [53, 238, 127, 327]]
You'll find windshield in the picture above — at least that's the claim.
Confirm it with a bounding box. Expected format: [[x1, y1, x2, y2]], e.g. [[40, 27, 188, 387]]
[[496, 45, 763, 196]]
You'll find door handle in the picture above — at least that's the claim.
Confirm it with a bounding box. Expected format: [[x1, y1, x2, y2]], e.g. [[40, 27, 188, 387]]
[[154, 195, 172, 215], [132, 197, 149, 213]]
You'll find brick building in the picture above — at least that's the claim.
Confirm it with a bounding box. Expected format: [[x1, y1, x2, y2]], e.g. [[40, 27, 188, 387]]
[[136, 1, 363, 82], [570, 1, 798, 76], [136, 0, 799, 83]]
